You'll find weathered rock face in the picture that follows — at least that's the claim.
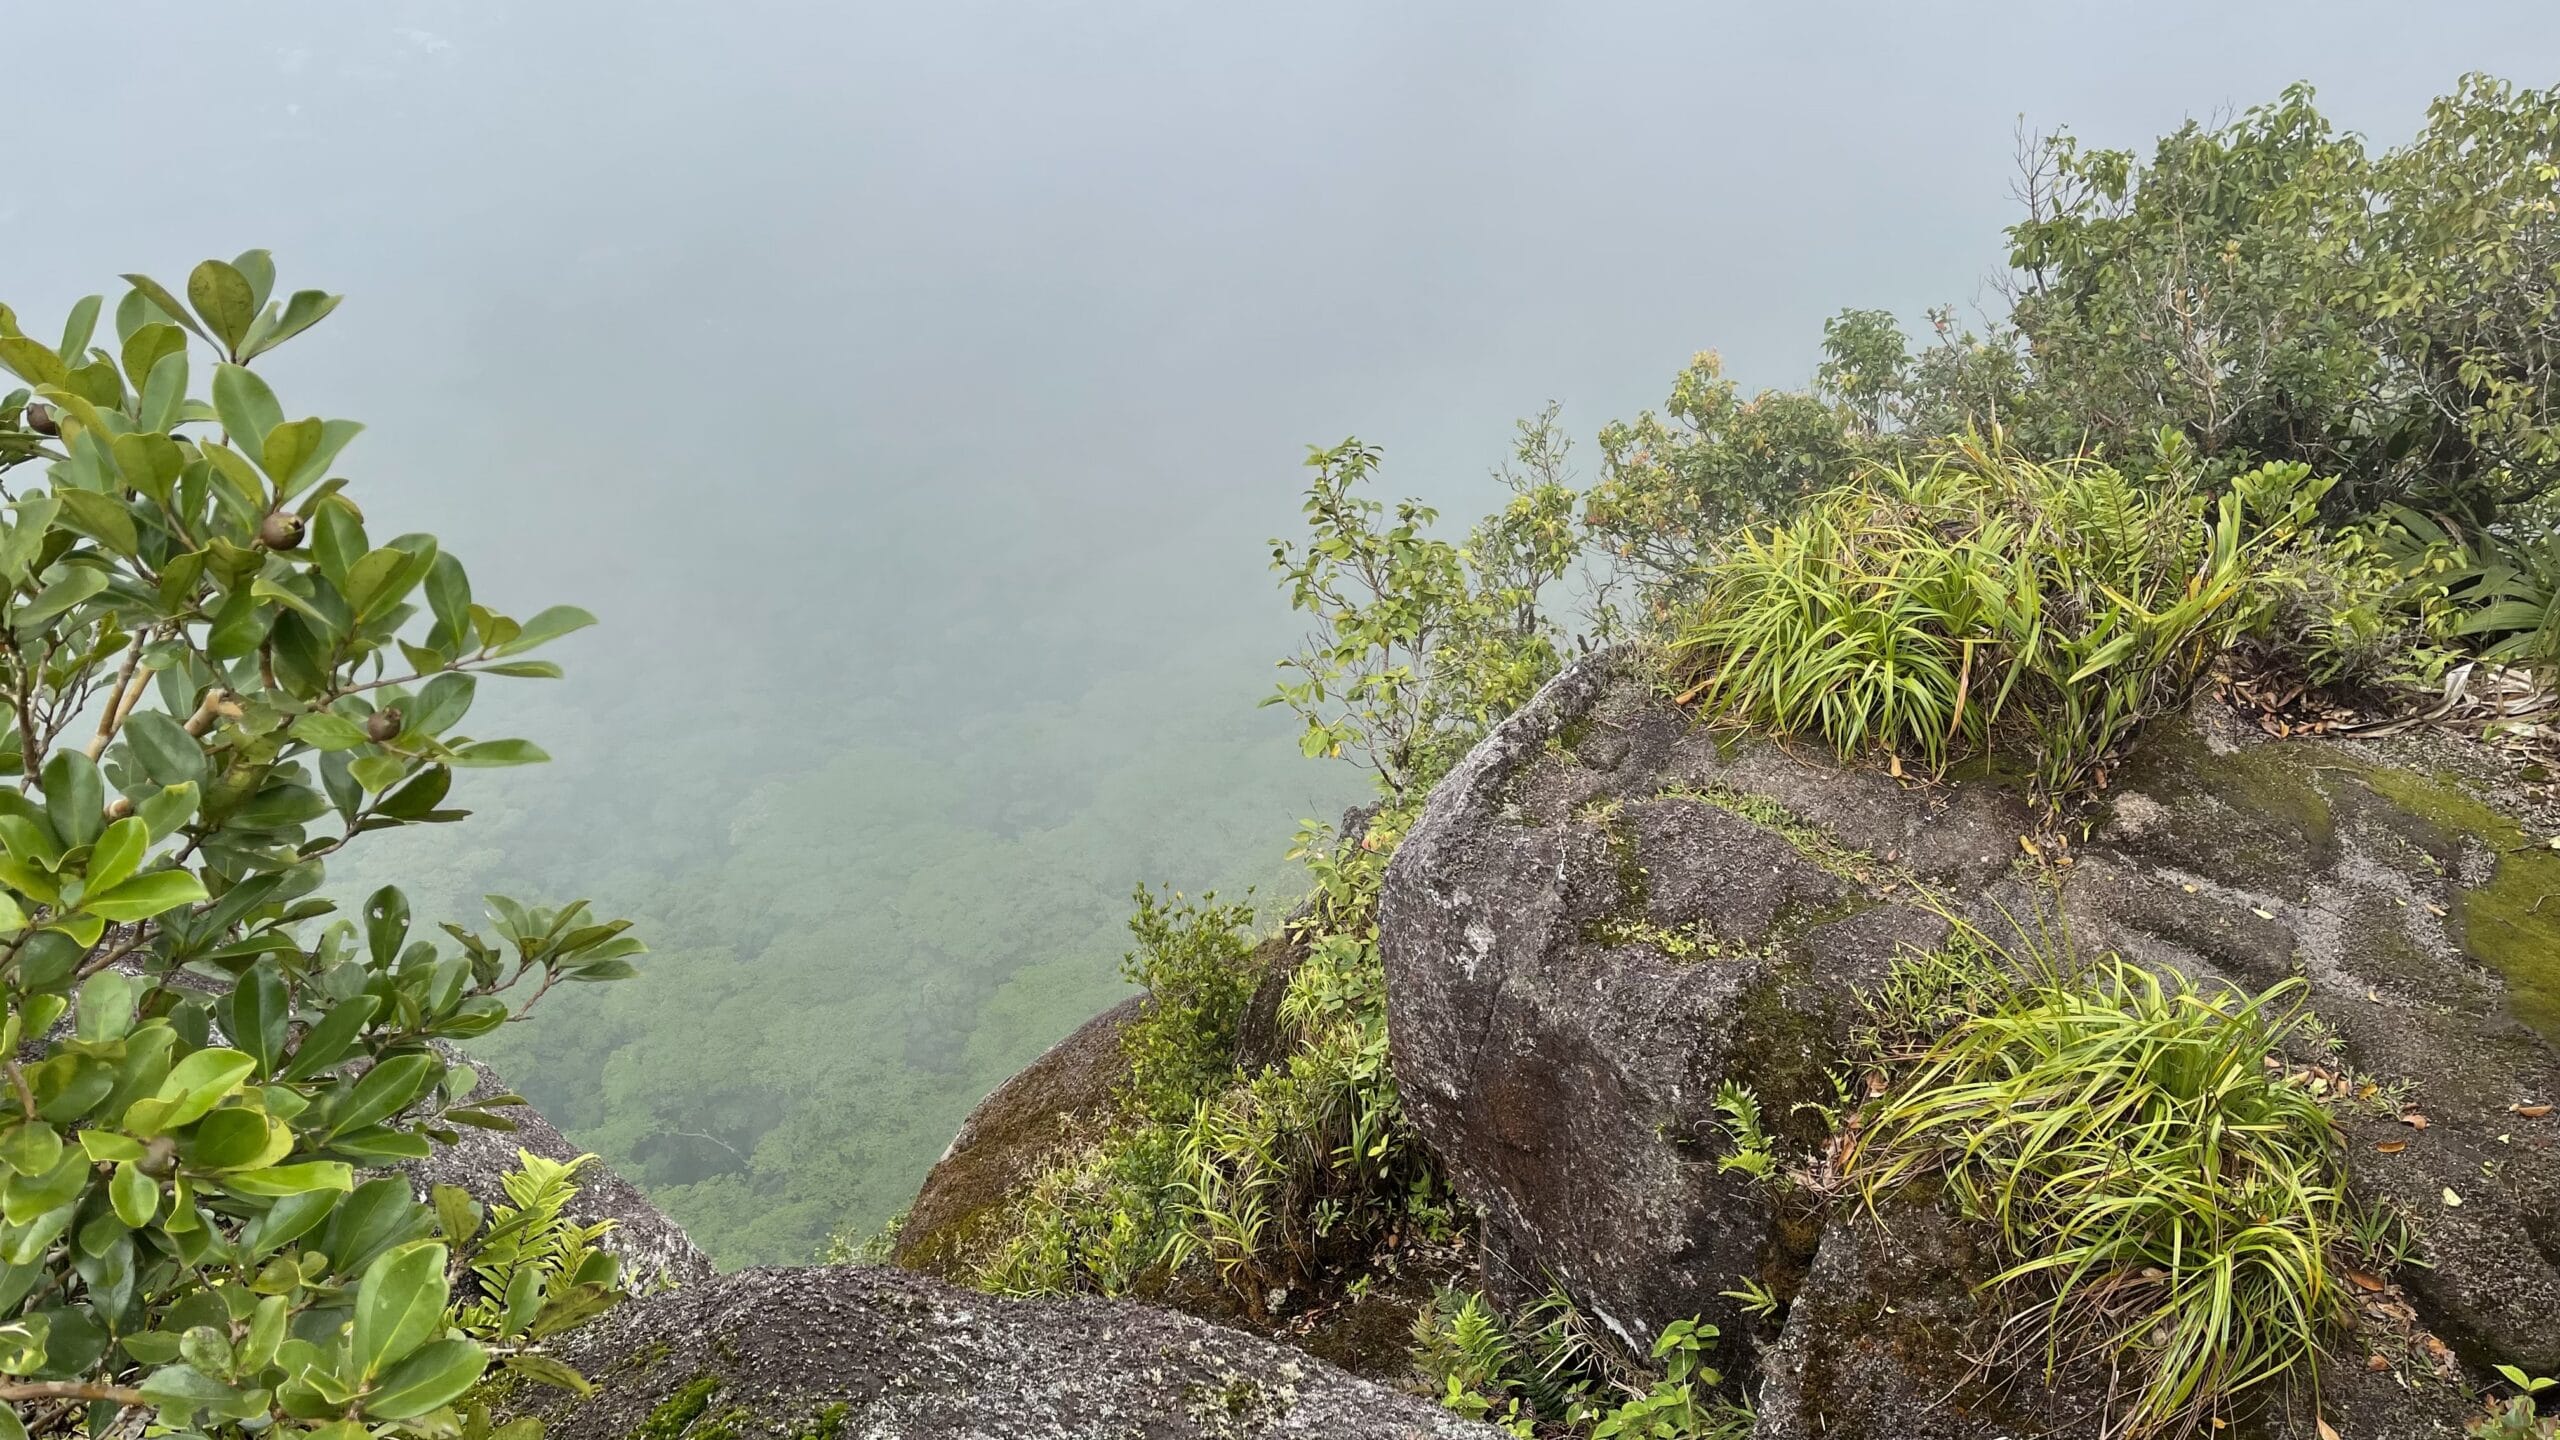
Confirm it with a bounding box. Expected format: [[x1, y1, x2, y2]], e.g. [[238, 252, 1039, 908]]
[[408, 1047, 715, 1291], [896, 995, 1147, 1277], [436, 1053, 1498, 1433], [1380, 649, 2560, 1434], [510, 1264, 1505, 1439]]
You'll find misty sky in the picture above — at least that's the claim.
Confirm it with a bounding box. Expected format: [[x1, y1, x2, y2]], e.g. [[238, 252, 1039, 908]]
[[14, 2, 2557, 688], [11, 3, 2559, 1251]]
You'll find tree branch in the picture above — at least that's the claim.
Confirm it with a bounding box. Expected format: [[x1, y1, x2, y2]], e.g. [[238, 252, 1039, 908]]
[[0, 1378, 145, 1406]]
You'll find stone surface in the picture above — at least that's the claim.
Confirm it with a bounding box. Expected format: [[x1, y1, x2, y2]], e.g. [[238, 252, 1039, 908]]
[[509, 1264, 1506, 1439], [895, 995, 1147, 1278], [408, 1045, 714, 1290], [1379, 648, 2560, 1435]]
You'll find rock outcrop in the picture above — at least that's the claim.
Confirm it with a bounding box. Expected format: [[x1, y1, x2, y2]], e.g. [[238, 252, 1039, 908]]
[[896, 995, 1147, 1276], [447, 1059, 1492, 1434], [1379, 648, 2560, 1435], [507, 1264, 1504, 1439]]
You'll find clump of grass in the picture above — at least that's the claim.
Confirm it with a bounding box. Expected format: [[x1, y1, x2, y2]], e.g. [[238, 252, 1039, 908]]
[[1668, 437, 2329, 806], [1849, 954, 2386, 1436]]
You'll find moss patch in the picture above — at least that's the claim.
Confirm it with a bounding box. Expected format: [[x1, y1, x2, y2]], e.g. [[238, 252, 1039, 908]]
[[630, 1376, 723, 1440], [2355, 766, 2560, 1046], [1657, 782, 1882, 885]]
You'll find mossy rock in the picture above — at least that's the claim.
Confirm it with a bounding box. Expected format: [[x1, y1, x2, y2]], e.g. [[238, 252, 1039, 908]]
[[1383, 650, 2560, 1437]]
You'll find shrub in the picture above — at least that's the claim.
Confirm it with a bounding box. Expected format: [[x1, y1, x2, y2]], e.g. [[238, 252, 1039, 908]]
[[1117, 886, 1259, 1126], [1668, 436, 2325, 805], [1849, 955, 2391, 1437], [0, 257, 633, 1435]]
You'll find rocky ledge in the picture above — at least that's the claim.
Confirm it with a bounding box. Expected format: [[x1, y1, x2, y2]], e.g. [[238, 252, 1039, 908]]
[[1379, 648, 2559, 1436], [505, 1264, 1501, 1439]]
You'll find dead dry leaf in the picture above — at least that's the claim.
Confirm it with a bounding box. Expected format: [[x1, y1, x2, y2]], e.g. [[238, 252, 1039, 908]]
[[2375, 1140, 2407, 1154]]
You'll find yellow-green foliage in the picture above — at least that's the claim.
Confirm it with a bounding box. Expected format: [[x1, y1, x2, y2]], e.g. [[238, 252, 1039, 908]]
[[1669, 437, 2327, 804], [968, 811, 1447, 1309], [1851, 951, 2394, 1437]]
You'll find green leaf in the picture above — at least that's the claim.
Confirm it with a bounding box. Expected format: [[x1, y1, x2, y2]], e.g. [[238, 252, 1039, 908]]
[[182, 1108, 293, 1171], [143, 1047, 255, 1132], [288, 712, 370, 752], [0, 338, 67, 390], [121, 322, 186, 392], [0, 1124, 62, 1179], [122, 710, 209, 787], [352, 1240, 448, 1378], [56, 295, 101, 362], [75, 971, 137, 1044], [363, 1337, 486, 1419], [450, 739, 549, 768], [430, 1184, 479, 1246], [228, 959, 289, 1077], [231, 249, 277, 312], [328, 1052, 434, 1137], [242, 290, 343, 361], [139, 348, 189, 431], [224, 1161, 355, 1198], [425, 552, 471, 648], [110, 431, 184, 503], [503, 1350, 594, 1397], [410, 674, 475, 737], [81, 868, 208, 923], [55, 490, 138, 558], [278, 996, 379, 1085], [480, 660, 564, 679], [187, 261, 258, 356], [210, 365, 283, 471], [119, 274, 207, 344], [494, 604, 597, 656], [110, 1161, 157, 1227], [137, 783, 200, 843], [84, 816, 148, 893], [16, 565, 109, 628], [40, 752, 102, 851], [259, 416, 322, 487]]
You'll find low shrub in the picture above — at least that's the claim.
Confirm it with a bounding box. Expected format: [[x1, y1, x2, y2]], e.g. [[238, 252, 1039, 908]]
[[1118, 886, 1260, 1126]]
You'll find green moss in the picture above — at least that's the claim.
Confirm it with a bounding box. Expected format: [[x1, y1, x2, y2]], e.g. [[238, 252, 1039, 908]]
[[1658, 782, 1882, 886], [630, 1376, 722, 1440], [2356, 767, 2560, 1045], [796, 1404, 851, 1440]]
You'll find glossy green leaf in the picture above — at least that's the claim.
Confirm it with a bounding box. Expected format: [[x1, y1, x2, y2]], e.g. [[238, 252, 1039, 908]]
[[84, 816, 148, 894], [363, 1336, 486, 1419], [109, 1161, 157, 1227], [82, 869, 209, 923], [352, 1239, 448, 1378], [209, 364, 282, 469]]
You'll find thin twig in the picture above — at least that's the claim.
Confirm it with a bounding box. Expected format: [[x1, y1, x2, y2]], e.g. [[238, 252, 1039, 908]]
[[82, 637, 151, 761], [0, 1379, 145, 1406]]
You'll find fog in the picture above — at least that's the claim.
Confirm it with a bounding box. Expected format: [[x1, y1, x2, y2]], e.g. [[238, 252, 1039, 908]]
[[9, 0, 2554, 1261]]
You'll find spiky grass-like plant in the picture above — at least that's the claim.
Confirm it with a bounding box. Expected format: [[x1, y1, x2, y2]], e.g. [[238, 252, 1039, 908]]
[[1850, 958, 2365, 1436], [1668, 438, 2324, 805]]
